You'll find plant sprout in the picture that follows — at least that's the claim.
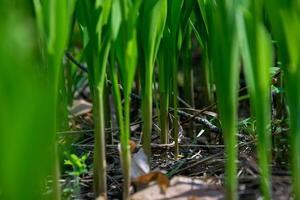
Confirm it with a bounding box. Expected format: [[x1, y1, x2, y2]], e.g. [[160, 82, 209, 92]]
[[109, 0, 141, 199], [267, 1, 300, 198], [207, 0, 240, 198], [76, 0, 112, 198], [237, 0, 272, 198], [139, 0, 167, 159], [34, 0, 76, 199]]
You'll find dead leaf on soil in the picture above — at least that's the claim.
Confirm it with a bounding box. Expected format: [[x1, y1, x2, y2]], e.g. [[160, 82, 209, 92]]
[[131, 176, 224, 200], [129, 140, 170, 193], [69, 99, 92, 117]]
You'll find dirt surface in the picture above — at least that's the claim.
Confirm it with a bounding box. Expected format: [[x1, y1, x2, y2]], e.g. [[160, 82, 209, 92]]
[[59, 92, 293, 200]]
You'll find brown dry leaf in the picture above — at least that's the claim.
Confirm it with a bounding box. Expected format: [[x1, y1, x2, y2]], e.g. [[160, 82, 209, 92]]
[[131, 176, 224, 200], [129, 140, 170, 193], [132, 172, 170, 193], [69, 99, 92, 117], [130, 140, 138, 153]]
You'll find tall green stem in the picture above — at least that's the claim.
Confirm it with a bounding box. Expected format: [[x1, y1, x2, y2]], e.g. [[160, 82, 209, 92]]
[[285, 71, 300, 199], [183, 27, 194, 109], [158, 40, 170, 144], [142, 63, 153, 159], [48, 56, 63, 200], [110, 59, 132, 200], [183, 26, 194, 138], [76, 2, 112, 197], [104, 81, 113, 144], [208, 1, 240, 198], [122, 96, 132, 199], [140, 0, 167, 160], [93, 87, 107, 198], [159, 92, 169, 144], [172, 57, 180, 157], [266, 1, 300, 198], [237, 2, 272, 197]]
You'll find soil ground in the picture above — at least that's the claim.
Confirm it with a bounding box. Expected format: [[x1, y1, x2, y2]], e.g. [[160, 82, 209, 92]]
[[59, 85, 292, 199]]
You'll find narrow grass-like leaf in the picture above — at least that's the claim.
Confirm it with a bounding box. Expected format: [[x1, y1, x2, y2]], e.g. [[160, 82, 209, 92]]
[[267, 2, 300, 198], [237, 1, 272, 198], [207, 0, 240, 198], [33, 1, 76, 198], [0, 3, 53, 199]]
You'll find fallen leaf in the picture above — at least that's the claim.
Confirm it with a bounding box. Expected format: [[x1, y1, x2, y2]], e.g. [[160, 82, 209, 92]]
[[131, 176, 224, 200], [132, 171, 170, 194], [69, 99, 92, 117]]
